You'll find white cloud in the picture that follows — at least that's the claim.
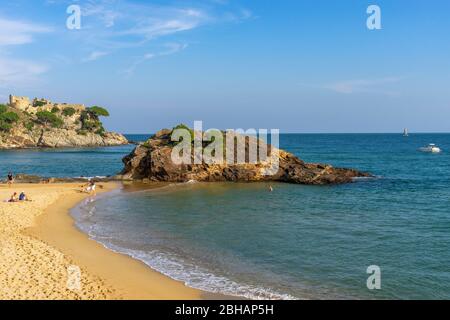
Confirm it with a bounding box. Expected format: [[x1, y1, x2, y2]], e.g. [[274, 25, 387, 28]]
[[121, 18, 201, 40], [159, 42, 189, 56], [0, 17, 51, 89], [78, 1, 211, 43], [123, 42, 188, 76], [83, 51, 110, 62], [83, 0, 122, 28], [43, 0, 253, 78], [0, 17, 51, 46], [61, 0, 252, 51], [0, 57, 48, 88], [0, 0, 253, 87], [325, 77, 403, 94]]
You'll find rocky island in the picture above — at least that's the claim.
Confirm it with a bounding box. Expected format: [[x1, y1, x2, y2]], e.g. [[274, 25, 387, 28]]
[[0, 95, 128, 149], [120, 126, 371, 185]]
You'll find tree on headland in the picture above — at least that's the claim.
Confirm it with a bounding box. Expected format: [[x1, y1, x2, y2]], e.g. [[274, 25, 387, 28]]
[[87, 106, 109, 118], [35, 111, 64, 128], [0, 104, 8, 114], [0, 109, 19, 132], [78, 106, 109, 136], [34, 100, 46, 107], [1, 112, 19, 123], [62, 107, 76, 117]]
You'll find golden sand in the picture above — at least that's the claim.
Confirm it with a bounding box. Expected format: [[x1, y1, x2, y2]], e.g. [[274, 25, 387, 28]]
[[0, 183, 205, 300]]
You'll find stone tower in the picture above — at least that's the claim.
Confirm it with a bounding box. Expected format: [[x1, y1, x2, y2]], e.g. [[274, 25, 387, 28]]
[[9, 95, 31, 111]]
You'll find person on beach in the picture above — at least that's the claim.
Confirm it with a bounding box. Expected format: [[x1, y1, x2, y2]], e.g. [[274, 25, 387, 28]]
[[7, 172, 14, 187], [19, 192, 31, 201], [8, 192, 18, 202], [84, 180, 97, 195]]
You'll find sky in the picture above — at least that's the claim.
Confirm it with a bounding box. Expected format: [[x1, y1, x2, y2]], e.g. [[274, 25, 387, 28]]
[[0, 0, 450, 133]]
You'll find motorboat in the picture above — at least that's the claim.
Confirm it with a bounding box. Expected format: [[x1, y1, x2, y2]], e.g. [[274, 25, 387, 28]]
[[419, 143, 442, 153]]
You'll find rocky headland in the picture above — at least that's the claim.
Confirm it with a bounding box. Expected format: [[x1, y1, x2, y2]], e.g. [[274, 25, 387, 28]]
[[120, 126, 371, 185], [0, 95, 128, 149]]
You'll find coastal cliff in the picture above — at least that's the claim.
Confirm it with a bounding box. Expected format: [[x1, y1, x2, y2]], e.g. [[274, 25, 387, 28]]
[[0, 95, 128, 149], [120, 126, 371, 185]]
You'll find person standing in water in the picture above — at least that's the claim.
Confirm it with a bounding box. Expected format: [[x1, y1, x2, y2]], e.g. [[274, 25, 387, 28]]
[[269, 185, 273, 192]]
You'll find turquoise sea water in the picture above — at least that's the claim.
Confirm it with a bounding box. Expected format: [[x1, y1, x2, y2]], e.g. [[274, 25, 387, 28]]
[[2, 134, 450, 299], [0, 135, 150, 178]]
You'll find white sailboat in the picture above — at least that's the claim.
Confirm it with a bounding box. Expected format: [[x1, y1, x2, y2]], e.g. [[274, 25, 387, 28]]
[[403, 128, 409, 137]]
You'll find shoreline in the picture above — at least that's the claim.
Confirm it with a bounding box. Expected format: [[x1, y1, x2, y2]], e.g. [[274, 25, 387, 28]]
[[0, 142, 131, 151], [0, 182, 223, 299]]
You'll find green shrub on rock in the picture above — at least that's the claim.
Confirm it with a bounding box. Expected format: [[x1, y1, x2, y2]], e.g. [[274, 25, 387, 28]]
[[95, 127, 105, 136], [88, 106, 109, 117], [34, 101, 46, 107], [0, 111, 19, 132], [0, 122, 12, 132], [36, 111, 64, 128], [76, 129, 87, 136], [0, 104, 8, 114], [0, 112, 19, 123], [62, 107, 76, 117], [24, 121, 35, 131], [81, 119, 99, 131]]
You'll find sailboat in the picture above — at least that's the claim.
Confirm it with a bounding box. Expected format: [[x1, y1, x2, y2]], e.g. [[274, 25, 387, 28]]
[[403, 128, 409, 137]]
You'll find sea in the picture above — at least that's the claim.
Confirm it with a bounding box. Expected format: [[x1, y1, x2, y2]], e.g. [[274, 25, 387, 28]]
[[1, 133, 450, 299]]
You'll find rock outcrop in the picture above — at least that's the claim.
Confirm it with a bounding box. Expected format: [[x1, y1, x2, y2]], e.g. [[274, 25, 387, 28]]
[[120, 128, 371, 185], [1, 129, 128, 149], [0, 95, 128, 149]]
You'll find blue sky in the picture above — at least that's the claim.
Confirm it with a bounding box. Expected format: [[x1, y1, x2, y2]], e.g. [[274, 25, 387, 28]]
[[1, 0, 450, 133]]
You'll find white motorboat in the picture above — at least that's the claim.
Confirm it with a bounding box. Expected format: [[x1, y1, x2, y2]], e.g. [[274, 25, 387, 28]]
[[419, 143, 442, 153]]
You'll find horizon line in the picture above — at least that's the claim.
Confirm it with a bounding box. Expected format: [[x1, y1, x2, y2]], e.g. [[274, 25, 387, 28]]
[[121, 131, 450, 135]]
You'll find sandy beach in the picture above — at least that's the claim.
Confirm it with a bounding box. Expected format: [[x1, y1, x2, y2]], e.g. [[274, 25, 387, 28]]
[[0, 182, 206, 300]]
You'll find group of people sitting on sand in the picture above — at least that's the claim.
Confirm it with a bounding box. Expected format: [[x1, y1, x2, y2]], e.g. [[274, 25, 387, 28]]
[[6, 191, 32, 203], [2, 171, 97, 203], [2, 172, 30, 202]]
